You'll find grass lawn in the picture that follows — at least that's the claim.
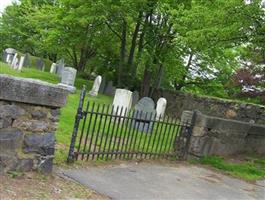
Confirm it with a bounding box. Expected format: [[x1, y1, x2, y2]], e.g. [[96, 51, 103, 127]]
[[195, 156, 265, 181]]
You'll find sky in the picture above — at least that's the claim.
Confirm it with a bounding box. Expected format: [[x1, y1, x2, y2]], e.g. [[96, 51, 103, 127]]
[[0, 0, 13, 13]]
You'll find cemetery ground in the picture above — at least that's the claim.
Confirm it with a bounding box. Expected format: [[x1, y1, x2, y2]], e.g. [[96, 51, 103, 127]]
[[0, 62, 265, 199]]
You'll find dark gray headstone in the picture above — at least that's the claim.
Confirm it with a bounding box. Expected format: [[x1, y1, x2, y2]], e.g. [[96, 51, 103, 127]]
[[23, 53, 30, 67], [55, 59, 65, 77], [2, 50, 7, 62], [104, 81, 116, 96], [99, 77, 106, 94], [133, 97, 156, 133], [132, 91, 140, 107], [36, 58, 45, 71]]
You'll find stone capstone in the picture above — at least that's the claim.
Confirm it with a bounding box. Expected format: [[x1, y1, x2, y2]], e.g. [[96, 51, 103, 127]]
[[0, 75, 69, 108]]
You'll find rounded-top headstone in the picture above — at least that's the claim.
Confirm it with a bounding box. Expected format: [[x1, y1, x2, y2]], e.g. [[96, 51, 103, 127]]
[[5, 48, 17, 54], [156, 98, 167, 120], [135, 97, 155, 113]]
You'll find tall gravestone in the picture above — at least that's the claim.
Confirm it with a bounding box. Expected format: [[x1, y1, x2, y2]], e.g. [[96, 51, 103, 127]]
[[55, 59, 65, 77], [132, 91, 140, 107], [133, 97, 156, 133], [156, 98, 167, 120], [11, 53, 18, 69], [50, 63, 57, 73], [23, 53, 30, 67], [112, 89, 133, 117], [104, 81, 116, 96], [89, 75, 102, 97], [18, 56, 25, 71], [99, 77, 106, 94], [36, 58, 45, 71]]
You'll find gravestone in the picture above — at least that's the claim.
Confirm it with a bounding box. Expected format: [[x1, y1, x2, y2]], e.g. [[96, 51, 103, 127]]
[[2, 50, 7, 62], [99, 77, 106, 94], [132, 91, 139, 107], [156, 98, 167, 120], [18, 56, 25, 71], [60, 67, 77, 86], [23, 53, 30, 67], [112, 89, 132, 117], [133, 97, 156, 133], [58, 67, 77, 93], [104, 81, 116, 96], [11, 53, 18, 69], [50, 63, 57, 73], [4, 48, 17, 64], [89, 75, 102, 96], [36, 58, 45, 71], [55, 59, 65, 77]]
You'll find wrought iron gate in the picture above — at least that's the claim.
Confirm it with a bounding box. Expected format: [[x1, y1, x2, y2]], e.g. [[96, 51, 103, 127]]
[[67, 87, 193, 162]]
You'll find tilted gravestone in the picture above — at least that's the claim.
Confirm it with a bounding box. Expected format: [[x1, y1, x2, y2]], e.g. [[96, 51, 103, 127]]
[[133, 97, 156, 133], [156, 98, 167, 120], [89, 75, 102, 97], [36, 58, 45, 71], [104, 81, 116, 96], [11, 53, 18, 69], [99, 76, 106, 94], [112, 89, 133, 117], [132, 91, 140, 107], [18, 56, 25, 71], [55, 59, 65, 77], [50, 63, 57, 73], [23, 53, 30, 67]]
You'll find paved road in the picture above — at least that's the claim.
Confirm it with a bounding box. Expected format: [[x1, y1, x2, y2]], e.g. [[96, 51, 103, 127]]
[[63, 163, 265, 200]]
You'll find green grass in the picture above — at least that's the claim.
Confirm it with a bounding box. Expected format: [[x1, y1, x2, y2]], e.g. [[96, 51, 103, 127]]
[[197, 156, 265, 181]]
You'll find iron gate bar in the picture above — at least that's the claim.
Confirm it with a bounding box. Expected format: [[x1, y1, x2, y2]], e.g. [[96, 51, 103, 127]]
[[144, 112, 156, 159], [158, 116, 170, 155], [115, 108, 128, 159], [91, 104, 106, 160], [67, 86, 87, 163], [111, 107, 124, 159], [87, 104, 100, 160], [105, 106, 120, 160], [101, 105, 114, 159], [141, 112, 154, 158], [136, 112, 148, 159], [81, 102, 95, 160], [77, 101, 89, 157], [96, 105, 110, 160], [123, 109, 136, 158], [162, 117, 174, 154], [130, 110, 143, 159]]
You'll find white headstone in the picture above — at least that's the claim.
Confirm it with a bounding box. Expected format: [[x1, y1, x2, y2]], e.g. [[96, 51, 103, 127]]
[[61, 67, 77, 86], [18, 56, 25, 70], [156, 98, 167, 120], [113, 89, 133, 116], [6, 54, 11, 63], [89, 75, 102, 96], [11, 53, 18, 68], [50, 63, 56, 73]]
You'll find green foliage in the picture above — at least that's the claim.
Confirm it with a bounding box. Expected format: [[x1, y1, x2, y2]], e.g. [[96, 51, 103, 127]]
[[198, 156, 265, 181]]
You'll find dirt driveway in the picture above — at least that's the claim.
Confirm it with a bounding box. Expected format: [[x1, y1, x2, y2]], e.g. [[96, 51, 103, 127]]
[[63, 162, 265, 200]]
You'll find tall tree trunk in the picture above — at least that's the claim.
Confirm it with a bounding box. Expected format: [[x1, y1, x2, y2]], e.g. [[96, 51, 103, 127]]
[[128, 12, 143, 76], [140, 67, 152, 97], [118, 19, 127, 87]]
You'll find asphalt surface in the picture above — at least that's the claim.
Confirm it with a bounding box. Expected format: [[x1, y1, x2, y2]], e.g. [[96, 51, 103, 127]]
[[63, 163, 265, 200]]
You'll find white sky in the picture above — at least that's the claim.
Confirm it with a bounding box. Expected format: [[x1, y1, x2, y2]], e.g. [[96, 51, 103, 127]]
[[0, 0, 13, 13]]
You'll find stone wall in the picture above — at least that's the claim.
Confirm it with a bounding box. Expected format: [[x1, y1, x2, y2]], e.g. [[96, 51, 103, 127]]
[[152, 89, 265, 125], [0, 75, 69, 174], [178, 111, 265, 158]]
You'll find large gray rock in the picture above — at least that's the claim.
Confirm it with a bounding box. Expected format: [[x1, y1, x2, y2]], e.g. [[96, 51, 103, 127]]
[[0, 75, 69, 108], [24, 133, 55, 155], [0, 128, 23, 155]]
